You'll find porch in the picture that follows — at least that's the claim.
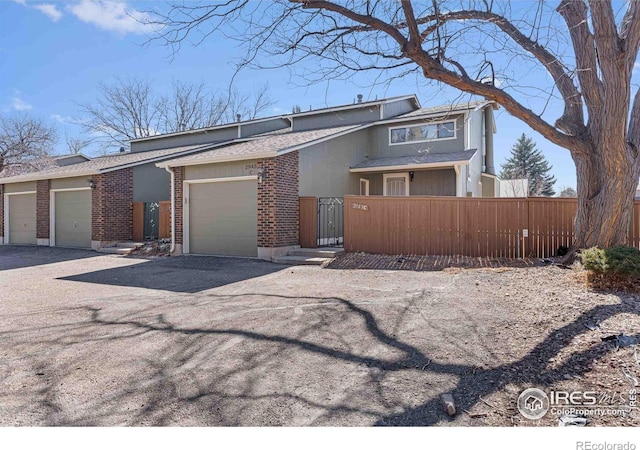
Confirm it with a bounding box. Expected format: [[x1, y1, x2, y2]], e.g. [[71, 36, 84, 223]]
[[349, 149, 479, 197]]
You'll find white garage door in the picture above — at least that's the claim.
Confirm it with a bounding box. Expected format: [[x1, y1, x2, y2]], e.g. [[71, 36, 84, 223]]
[[54, 190, 92, 248], [188, 180, 257, 257], [7, 194, 37, 245]]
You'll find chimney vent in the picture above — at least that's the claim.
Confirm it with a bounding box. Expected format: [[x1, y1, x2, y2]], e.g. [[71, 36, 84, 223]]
[[119, 147, 125, 153], [236, 114, 241, 122], [179, 122, 186, 132], [357, 94, 363, 103]]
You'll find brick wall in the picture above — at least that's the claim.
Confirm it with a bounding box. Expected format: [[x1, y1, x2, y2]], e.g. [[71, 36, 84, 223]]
[[0, 184, 3, 241], [36, 180, 50, 239], [257, 151, 299, 247], [174, 167, 184, 245], [92, 168, 133, 242]]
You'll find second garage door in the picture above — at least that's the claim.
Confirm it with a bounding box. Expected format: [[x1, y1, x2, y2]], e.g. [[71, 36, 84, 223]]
[[189, 180, 257, 257], [8, 193, 36, 245], [54, 190, 92, 248]]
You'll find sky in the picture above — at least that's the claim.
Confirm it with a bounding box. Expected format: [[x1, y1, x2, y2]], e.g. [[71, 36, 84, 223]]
[[0, 0, 617, 191]]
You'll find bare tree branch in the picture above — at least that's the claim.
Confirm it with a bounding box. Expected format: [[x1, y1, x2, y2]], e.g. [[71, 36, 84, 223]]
[[0, 115, 56, 175]]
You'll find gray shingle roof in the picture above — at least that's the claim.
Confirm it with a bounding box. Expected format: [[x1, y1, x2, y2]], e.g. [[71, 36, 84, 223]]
[[0, 143, 217, 183], [393, 101, 490, 120], [351, 149, 477, 170], [158, 125, 363, 167]]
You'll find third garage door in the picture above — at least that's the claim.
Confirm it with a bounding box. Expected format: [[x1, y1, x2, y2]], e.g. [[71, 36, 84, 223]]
[[54, 190, 91, 248], [189, 180, 257, 257]]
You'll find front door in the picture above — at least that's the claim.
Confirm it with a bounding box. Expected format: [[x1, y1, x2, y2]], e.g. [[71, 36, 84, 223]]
[[383, 173, 409, 196]]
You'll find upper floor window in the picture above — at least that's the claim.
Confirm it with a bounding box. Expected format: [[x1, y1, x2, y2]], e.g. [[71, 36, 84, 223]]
[[389, 120, 456, 145]]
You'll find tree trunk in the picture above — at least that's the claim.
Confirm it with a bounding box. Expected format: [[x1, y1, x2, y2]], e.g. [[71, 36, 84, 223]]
[[572, 143, 640, 250]]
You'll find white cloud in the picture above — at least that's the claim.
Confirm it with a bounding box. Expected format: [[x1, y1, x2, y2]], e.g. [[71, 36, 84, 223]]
[[67, 0, 155, 35], [50, 114, 82, 124], [11, 0, 27, 5], [33, 4, 63, 22], [12, 96, 32, 111]]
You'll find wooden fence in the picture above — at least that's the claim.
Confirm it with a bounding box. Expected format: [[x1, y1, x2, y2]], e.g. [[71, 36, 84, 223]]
[[299, 197, 318, 248], [343, 196, 640, 259], [132, 201, 171, 241]]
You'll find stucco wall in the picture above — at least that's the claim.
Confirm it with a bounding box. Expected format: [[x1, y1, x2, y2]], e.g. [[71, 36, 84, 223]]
[[184, 159, 261, 181], [133, 163, 170, 202], [5, 181, 36, 193], [298, 129, 369, 197], [51, 176, 90, 190]]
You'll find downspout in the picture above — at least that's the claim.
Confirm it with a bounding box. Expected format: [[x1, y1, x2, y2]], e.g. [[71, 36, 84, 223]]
[[164, 166, 176, 253]]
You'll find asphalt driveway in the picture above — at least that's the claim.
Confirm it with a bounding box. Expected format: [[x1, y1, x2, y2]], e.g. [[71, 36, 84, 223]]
[[1, 245, 635, 426]]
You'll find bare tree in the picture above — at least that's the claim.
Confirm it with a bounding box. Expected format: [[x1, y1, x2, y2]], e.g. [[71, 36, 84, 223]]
[[222, 84, 274, 122], [157, 80, 226, 132], [79, 77, 160, 150], [64, 129, 94, 155], [150, 0, 640, 252], [0, 115, 56, 176], [80, 77, 274, 151]]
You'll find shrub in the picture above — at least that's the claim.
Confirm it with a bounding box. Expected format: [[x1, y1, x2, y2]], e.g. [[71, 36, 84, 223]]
[[581, 246, 640, 291]]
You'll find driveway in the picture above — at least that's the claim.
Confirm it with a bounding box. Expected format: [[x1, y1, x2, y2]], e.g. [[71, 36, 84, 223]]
[[0, 246, 637, 426]]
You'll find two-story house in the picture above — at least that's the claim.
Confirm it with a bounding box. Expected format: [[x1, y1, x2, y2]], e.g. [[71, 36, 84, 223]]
[[0, 94, 500, 260], [153, 95, 499, 259]]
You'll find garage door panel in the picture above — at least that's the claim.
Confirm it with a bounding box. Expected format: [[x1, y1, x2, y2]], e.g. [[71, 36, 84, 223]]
[[8, 194, 36, 245], [55, 190, 91, 248], [189, 180, 257, 257]]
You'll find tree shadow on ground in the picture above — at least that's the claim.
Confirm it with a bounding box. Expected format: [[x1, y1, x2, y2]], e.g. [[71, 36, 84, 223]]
[[57, 255, 288, 293], [6, 286, 638, 426]]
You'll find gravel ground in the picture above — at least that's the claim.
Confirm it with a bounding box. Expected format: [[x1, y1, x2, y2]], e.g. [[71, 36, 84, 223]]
[[0, 246, 638, 426]]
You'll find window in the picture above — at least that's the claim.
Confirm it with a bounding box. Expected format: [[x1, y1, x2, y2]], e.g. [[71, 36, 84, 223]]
[[389, 120, 456, 144]]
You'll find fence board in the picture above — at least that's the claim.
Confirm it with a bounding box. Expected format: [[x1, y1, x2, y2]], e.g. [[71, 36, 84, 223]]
[[299, 197, 318, 248], [159, 201, 171, 239], [132, 202, 144, 242], [342, 196, 640, 258]]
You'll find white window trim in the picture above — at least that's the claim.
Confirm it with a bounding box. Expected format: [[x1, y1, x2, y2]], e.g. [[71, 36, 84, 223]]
[[383, 173, 410, 196], [183, 175, 258, 254], [359, 178, 370, 196], [3, 191, 37, 245], [49, 187, 92, 247], [388, 119, 457, 146]]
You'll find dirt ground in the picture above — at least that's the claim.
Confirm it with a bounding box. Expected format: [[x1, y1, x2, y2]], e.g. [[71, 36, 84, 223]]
[[0, 246, 638, 426]]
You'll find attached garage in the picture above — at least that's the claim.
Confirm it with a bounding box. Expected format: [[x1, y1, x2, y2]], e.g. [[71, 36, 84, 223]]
[[186, 178, 258, 257], [52, 189, 92, 248], [6, 193, 37, 245]]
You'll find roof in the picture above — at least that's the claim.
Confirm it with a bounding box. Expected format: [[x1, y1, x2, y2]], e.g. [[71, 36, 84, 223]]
[[130, 94, 419, 144], [157, 124, 370, 168], [350, 149, 478, 172], [0, 143, 225, 184], [51, 153, 90, 161], [377, 101, 496, 125]]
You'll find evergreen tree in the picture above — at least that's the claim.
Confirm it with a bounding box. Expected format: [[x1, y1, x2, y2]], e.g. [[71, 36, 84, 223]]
[[559, 187, 577, 197], [500, 133, 556, 196]]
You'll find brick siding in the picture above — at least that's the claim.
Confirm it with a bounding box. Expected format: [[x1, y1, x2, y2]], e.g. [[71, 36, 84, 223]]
[[257, 151, 299, 247], [173, 167, 184, 245], [92, 168, 133, 242], [36, 179, 50, 239]]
